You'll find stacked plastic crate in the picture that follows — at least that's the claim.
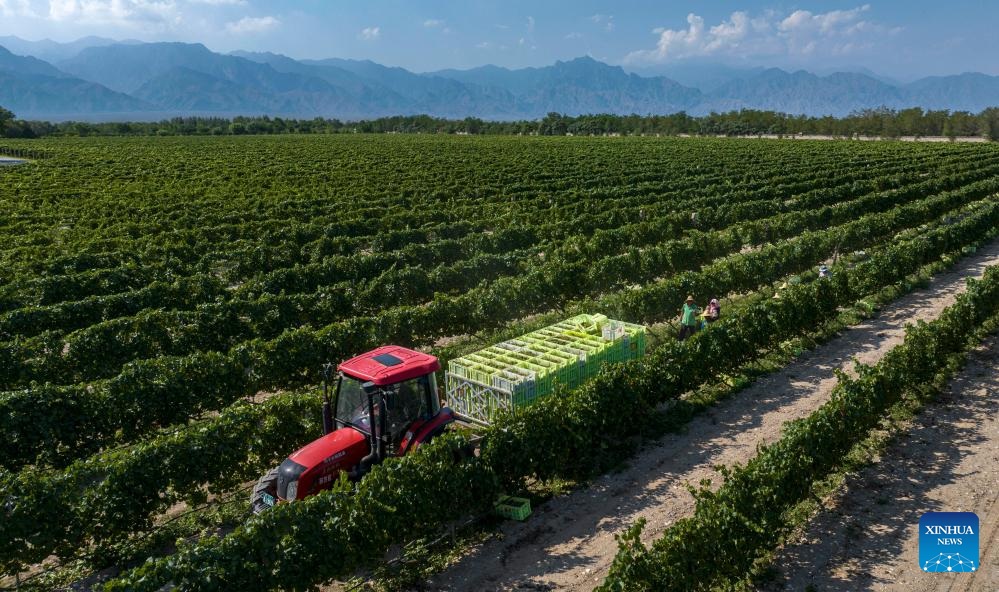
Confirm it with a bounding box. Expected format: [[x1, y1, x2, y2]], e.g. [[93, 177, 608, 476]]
[[445, 314, 646, 423]]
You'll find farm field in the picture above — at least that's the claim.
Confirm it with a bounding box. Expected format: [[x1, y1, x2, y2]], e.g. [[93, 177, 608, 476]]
[[763, 334, 999, 592], [428, 240, 999, 592], [1, 134, 998, 591]]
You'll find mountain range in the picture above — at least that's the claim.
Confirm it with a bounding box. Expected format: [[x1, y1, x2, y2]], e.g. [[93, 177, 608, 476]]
[[0, 36, 997, 121]]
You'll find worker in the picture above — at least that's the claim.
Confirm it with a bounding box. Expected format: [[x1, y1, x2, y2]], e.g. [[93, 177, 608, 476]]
[[679, 295, 700, 341], [818, 265, 831, 279], [704, 298, 721, 324]]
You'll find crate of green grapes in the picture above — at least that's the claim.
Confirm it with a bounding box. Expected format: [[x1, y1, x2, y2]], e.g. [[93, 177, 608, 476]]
[[445, 314, 646, 423]]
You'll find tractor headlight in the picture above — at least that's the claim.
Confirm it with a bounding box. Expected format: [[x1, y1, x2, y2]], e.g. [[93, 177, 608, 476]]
[[286, 480, 298, 500]]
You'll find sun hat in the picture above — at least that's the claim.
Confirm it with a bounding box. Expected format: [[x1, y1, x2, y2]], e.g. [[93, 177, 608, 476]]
[[710, 298, 718, 305], [686, 295, 694, 302]]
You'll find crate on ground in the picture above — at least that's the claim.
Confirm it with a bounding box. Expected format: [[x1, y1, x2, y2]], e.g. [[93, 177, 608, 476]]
[[445, 314, 646, 423], [494, 495, 532, 521]]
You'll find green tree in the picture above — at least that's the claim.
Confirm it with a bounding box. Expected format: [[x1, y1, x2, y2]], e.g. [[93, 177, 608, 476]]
[[942, 118, 957, 141], [462, 117, 484, 134], [0, 106, 14, 136], [980, 107, 999, 141], [881, 116, 902, 140], [538, 112, 568, 135], [897, 107, 924, 137]]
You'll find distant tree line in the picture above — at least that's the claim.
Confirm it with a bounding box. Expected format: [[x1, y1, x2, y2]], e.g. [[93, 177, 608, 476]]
[[2, 105, 999, 141]]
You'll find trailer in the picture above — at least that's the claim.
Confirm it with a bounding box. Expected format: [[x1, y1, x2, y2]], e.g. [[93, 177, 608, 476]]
[[445, 314, 647, 424]]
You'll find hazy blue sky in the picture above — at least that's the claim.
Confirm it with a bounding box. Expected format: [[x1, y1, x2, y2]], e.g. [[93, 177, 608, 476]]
[[0, 1, 995, 78]]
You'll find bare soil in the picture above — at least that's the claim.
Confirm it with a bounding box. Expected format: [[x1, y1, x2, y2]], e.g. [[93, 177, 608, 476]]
[[425, 239, 999, 592], [761, 336, 999, 592]]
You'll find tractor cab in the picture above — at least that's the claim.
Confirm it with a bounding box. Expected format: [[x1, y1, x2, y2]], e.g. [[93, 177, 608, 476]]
[[334, 346, 443, 454], [252, 346, 455, 513]]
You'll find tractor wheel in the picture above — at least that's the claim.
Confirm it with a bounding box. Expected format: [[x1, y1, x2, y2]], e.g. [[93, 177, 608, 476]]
[[250, 466, 279, 514]]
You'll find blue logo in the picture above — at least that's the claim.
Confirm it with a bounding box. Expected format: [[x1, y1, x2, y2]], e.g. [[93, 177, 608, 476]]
[[919, 512, 979, 573]]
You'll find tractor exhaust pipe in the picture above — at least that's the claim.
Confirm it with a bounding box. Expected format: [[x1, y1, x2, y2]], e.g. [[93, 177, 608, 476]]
[[322, 400, 334, 435], [356, 449, 377, 478], [354, 381, 381, 479], [321, 363, 335, 435], [356, 410, 384, 479]]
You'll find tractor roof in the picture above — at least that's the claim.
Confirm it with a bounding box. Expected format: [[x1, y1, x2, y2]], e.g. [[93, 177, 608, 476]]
[[338, 345, 441, 386]]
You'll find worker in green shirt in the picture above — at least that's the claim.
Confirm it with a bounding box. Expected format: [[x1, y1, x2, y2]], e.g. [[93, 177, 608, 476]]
[[679, 295, 701, 341]]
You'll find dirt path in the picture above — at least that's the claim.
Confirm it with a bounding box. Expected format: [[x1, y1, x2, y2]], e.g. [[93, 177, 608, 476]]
[[762, 335, 999, 592], [426, 240, 999, 592]]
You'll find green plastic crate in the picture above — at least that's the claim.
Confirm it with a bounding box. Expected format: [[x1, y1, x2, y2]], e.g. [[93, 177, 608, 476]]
[[495, 495, 532, 521], [445, 314, 647, 423]]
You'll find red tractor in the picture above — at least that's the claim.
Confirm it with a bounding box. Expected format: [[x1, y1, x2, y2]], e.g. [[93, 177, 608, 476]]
[[251, 345, 456, 513]]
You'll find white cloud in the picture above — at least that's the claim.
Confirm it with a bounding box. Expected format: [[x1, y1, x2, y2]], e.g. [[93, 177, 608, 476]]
[[46, 0, 181, 27], [225, 15, 278, 34], [0, 0, 251, 29], [778, 5, 897, 56], [0, 0, 36, 17], [565, 32, 582, 40], [625, 5, 896, 64], [423, 18, 451, 34], [590, 13, 614, 32], [359, 26, 380, 41], [526, 15, 534, 33]]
